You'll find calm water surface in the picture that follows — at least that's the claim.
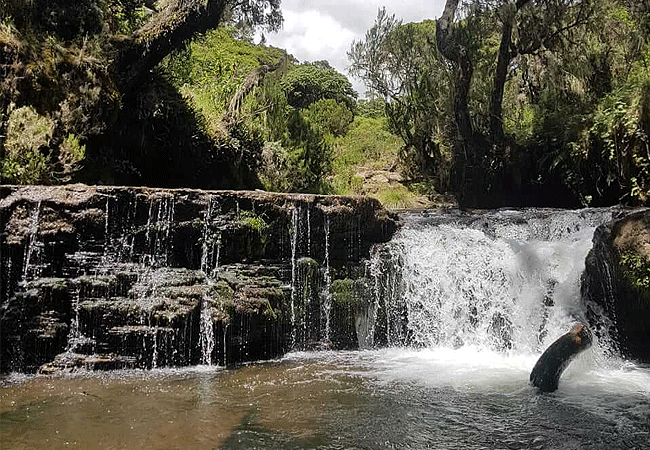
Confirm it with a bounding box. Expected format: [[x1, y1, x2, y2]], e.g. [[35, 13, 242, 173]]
[[2, 348, 649, 450]]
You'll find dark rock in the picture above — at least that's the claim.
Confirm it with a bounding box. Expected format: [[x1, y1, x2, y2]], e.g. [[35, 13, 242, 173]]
[[329, 278, 374, 349], [582, 209, 650, 362], [1, 184, 398, 373]]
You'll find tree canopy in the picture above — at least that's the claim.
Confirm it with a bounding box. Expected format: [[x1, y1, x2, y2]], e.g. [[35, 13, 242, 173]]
[[4, 0, 650, 207], [0, 0, 283, 186], [280, 63, 358, 111], [350, 0, 650, 206]]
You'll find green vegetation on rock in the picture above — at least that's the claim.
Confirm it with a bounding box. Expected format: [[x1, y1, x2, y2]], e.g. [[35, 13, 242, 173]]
[[620, 251, 650, 292]]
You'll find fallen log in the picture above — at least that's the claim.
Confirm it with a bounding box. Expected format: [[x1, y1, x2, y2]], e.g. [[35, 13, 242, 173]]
[[530, 323, 592, 392]]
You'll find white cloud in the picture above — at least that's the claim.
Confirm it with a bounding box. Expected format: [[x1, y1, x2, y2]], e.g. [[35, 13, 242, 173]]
[[265, 1, 447, 96]]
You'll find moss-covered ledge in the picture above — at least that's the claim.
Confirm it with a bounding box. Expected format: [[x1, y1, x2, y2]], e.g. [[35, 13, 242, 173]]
[[0, 184, 400, 373]]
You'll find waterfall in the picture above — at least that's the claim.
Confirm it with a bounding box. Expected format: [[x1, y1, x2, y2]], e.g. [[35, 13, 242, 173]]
[[1, 185, 399, 374], [322, 216, 333, 344], [370, 208, 619, 355], [290, 205, 300, 347], [22, 200, 43, 283], [199, 197, 219, 365]]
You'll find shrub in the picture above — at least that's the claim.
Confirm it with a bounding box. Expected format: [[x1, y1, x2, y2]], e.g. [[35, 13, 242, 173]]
[[1, 106, 55, 184]]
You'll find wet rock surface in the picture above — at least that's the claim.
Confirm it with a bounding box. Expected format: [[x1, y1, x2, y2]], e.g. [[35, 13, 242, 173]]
[[582, 208, 650, 362], [1, 184, 398, 373]]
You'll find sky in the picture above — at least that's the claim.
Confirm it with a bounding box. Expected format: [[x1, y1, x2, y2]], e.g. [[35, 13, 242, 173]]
[[264, 1, 447, 97]]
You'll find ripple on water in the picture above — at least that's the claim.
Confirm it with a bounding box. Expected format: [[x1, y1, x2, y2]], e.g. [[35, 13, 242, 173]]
[[1, 350, 649, 449]]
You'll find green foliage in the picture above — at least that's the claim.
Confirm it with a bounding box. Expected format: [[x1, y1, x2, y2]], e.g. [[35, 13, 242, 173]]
[[57, 134, 86, 180], [620, 251, 650, 291], [161, 23, 366, 195], [162, 26, 285, 135], [237, 210, 269, 248], [348, 11, 454, 189], [259, 140, 290, 191], [216, 120, 265, 186], [374, 185, 418, 209], [356, 98, 386, 119], [301, 98, 353, 137], [329, 116, 402, 196], [280, 63, 357, 110], [1, 0, 284, 188], [283, 110, 332, 193], [1, 106, 54, 184], [334, 116, 400, 170], [549, 20, 650, 206], [2, 0, 154, 38]]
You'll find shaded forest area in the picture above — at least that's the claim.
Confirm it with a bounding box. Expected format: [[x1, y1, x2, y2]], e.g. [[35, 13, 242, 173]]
[[1, 0, 649, 208]]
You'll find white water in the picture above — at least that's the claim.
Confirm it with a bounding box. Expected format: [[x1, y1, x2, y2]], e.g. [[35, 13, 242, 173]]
[[392, 223, 593, 353], [4, 208, 649, 449], [367, 208, 650, 400], [373, 209, 610, 351]]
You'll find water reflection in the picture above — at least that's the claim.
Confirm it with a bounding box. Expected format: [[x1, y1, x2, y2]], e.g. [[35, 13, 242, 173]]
[[2, 349, 649, 449]]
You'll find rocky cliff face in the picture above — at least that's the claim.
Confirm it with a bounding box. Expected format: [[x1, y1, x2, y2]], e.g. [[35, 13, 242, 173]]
[[0, 185, 399, 373], [582, 209, 650, 362]]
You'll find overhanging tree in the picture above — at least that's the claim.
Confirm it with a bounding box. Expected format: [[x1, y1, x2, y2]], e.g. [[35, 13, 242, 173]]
[[437, 0, 595, 144], [114, 0, 283, 95], [0, 0, 283, 185]]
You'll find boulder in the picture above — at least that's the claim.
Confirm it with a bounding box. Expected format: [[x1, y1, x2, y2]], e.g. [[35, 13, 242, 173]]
[[582, 209, 650, 362]]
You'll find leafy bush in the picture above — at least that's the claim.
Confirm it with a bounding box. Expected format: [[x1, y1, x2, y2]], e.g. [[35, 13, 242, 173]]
[[283, 110, 332, 193], [301, 98, 353, 137], [280, 63, 357, 110], [329, 116, 401, 196], [620, 250, 650, 291], [1, 106, 54, 184], [565, 47, 650, 204]]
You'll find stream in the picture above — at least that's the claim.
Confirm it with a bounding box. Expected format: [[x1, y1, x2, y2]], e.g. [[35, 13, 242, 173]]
[[2, 207, 650, 449]]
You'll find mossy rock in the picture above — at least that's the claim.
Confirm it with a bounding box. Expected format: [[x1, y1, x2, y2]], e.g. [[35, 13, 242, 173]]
[[330, 278, 371, 307], [619, 250, 650, 294]]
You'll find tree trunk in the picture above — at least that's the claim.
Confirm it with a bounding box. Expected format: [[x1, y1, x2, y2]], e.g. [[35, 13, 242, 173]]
[[530, 323, 592, 392], [489, 0, 532, 141], [114, 0, 227, 95], [455, 53, 474, 146], [436, 0, 474, 145], [489, 18, 513, 140]]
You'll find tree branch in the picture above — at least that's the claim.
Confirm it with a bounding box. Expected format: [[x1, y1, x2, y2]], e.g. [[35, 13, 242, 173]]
[[114, 0, 228, 95], [222, 53, 287, 127]]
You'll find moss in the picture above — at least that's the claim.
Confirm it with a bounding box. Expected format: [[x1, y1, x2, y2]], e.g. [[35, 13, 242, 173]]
[[158, 285, 207, 300], [330, 278, 369, 307], [234, 210, 270, 258], [211, 279, 235, 301], [237, 210, 269, 236]]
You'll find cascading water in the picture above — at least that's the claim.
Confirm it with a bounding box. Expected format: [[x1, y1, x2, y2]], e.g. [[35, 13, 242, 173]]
[[21, 200, 44, 283], [369, 208, 620, 357], [321, 216, 333, 344], [3, 190, 649, 449]]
